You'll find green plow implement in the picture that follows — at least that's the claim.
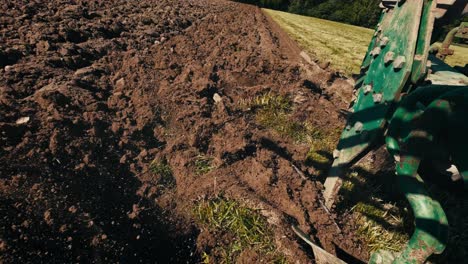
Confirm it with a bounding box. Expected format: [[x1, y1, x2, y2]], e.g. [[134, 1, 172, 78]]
[[295, 0, 468, 263]]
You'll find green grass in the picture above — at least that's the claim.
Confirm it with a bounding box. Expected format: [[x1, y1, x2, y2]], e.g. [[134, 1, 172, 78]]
[[246, 92, 337, 145], [264, 9, 468, 75], [339, 169, 412, 254], [434, 43, 468, 68], [194, 154, 215, 175], [339, 167, 468, 263], [149, 159, 175, 187], [194, 198, 287, 263], [264, 8, 373, 75], [241, 92, 340, 169]]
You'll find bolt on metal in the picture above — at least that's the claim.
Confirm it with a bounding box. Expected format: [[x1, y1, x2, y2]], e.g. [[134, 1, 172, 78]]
[[363, 84, 373, 94], [333, 149, 341, 159], [393, 55, 406, 69], [373, 93, 383, 103], [380, 37, 389, 47], [354, 121, 364, 133], [384, 51, 395, 64], [426, 60, 432, 68], [371, 47, 381, 57]]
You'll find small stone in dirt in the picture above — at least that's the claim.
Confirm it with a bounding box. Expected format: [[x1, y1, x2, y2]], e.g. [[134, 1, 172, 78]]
[[21, 220, 30, 228], [319, 61, 331, 70], [111, 122, 120, 133], [101, 234, 107, 240], [128, 204, 140, 219], [36, 40, 51, 54], [59, 224, 67, 233], [0, 240, 7, 252], [115, 78, 125, 90], [74, 67, 95, 76], [83, 154, 91, 164], [4, 65, 13, 72], [154, 40, 161, 45], [68, 205, 77, 213], [15, 116, 30, 124], [213, 93, 222, 103], [43, 209, 53, 225], [120, 154, 127, 164]]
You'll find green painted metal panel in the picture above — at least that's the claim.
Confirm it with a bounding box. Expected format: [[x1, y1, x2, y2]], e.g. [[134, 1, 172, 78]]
[[324, 0, 424, 207], [411, 0, 436, 83], [336, 0, 423, 166]]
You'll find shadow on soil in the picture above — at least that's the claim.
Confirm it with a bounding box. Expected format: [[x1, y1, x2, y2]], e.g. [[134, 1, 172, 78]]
[[305, 147, 467, 263], [0, 154, 199, 263]]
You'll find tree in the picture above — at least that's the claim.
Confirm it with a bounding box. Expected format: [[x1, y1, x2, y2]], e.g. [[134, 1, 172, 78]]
[[233, 0, 382, 28]]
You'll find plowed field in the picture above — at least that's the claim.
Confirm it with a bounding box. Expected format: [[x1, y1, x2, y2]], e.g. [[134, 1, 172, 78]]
[[0, 0, 364, 262]]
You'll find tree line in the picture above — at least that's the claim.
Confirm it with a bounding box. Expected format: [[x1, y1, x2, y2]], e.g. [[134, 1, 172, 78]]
[[234, 0, 382, 28], [234, 0, 467, 36]]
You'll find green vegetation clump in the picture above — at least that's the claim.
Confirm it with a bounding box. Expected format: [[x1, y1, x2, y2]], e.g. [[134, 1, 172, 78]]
[[264, 9, 468, 75], [194, 154, 215, 175], [340, 169, 468, 263], [255, 96, 301, 142], [195, 198, 286, 263], [264, 9, 373, 75], [149, 159, 175, 187], [340, 171, 411, 253], [243, 92, 340, 166], [352, 202, 409, 252]]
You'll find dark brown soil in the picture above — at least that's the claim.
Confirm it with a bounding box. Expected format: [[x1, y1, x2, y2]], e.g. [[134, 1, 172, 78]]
[[0, 0, 364, 262]]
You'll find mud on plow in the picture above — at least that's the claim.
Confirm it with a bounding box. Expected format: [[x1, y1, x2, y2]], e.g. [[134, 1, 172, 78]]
[[293, 0, 468, 263]]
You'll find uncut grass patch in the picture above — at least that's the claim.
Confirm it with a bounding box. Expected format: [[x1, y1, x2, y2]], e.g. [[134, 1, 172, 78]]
[[264, 9, 373, 75], [264, 9, 468, 76]]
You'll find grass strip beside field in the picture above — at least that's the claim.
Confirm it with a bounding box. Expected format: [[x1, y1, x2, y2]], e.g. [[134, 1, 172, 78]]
[[265, 9, 468, 76], [264, 8, 373, 75], [195, 198, 286, 263]]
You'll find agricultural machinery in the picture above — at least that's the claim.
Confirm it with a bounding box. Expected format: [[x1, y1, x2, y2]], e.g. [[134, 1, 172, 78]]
[[295, 0, 468, 263]]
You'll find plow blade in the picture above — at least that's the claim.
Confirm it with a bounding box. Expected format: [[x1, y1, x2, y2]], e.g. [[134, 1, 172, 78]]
[[292, 225, 346, 264]]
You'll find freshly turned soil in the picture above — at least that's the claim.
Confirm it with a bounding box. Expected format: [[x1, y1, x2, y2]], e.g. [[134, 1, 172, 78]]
[[0, 0, 365, 262]]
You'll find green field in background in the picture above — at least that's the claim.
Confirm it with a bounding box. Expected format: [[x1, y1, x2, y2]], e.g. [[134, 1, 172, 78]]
[[264, 9, 467, 76]]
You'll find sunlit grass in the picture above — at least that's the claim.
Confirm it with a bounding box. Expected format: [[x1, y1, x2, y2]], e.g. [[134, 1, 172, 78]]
[[242, 92, 340, 166], [194, 154, 215, 175], [434, 43, 468, 68], [149, 159, 175, 187], [264, 9, 468, 75], [194, 198, 287, 263], [340, 170, 411, 253], [239, 91, 340, 169], [264, 8, 373, 75]]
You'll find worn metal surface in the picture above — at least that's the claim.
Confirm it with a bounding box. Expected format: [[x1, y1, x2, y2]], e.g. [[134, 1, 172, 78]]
[[318, 0, 468, 263], [292, 225, 347, 264], [427, 55, 468, 86], [411, 0, 436, 83], [324, 0, 424, 208]]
